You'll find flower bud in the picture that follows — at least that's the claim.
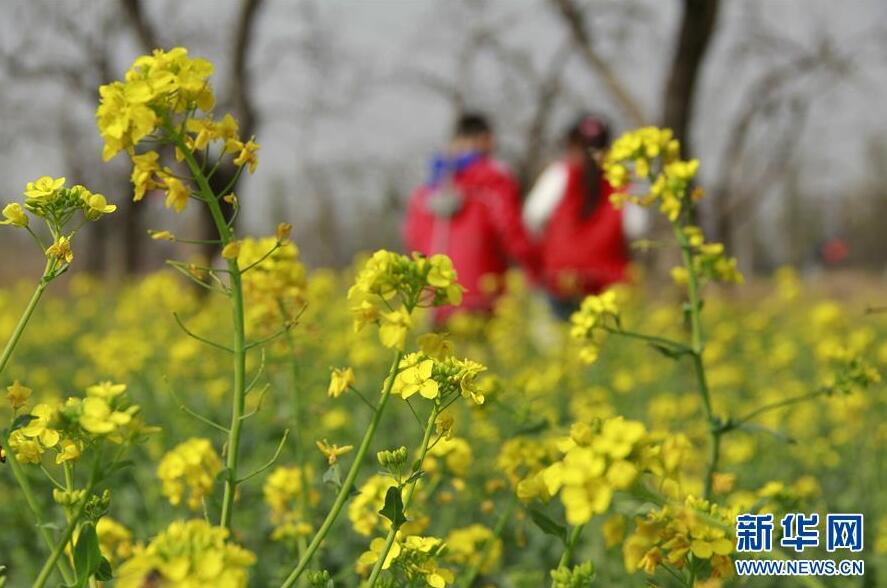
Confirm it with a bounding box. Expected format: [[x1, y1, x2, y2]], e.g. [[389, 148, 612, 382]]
[[307, 570, 332, 587], [376, 446, 408, 470], [149, 230, 175, 241], [85, 489, 112, 520], [276, 222, 292, 243], [6, 380, 31, 410], [53, 489, 86, 507], [221, 240, 242, 260], [550, 561, 595, 588], [1, 203, 28, 228]]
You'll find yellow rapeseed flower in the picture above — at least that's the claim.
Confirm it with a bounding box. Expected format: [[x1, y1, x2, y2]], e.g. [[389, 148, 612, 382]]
[[328, 367, 355, 399], [23, 176, 65, 203], [115, 520, 255, 588], [157, 438, 222, 510], [46, 236, 74, 264], [6, 380, 32, 410], [1, 203, 28, 227], [316, 439, 353, 465]]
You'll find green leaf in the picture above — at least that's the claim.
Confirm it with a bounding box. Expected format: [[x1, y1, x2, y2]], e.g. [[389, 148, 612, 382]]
[[529, 507, 567, 543], [648, 342, 688, 360], [403, 470, 425, 485], [514, 419, 549, 436], [214, 466, 233, 483], [95, 459, 135, 484], [322, 463, 342, 489], [378, 486, 407, 529], [10, 414, 37, 433], [73, 522, 102, 587], [736, 421, 796, 444], [95, 557, 113, 581]]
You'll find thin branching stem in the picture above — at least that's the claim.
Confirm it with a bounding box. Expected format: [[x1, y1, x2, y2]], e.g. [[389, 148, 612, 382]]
[[173, 312, 234, 353], [366, 404, 440, 587], [245, 349, 267, 394], [168, 121, 249, 531], [279, 349, 406, 588], [732, 388, 829, 429], [169, 387, 230, 434], [237, 430, 290, 484], [239, 242, 282, 274], [348, 385, 377, 411], [240, 384, 270, 420]]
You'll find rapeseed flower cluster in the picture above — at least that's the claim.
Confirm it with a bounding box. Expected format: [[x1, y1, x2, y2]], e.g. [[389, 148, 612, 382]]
[[6, 382, 141, 464], [604, 127, 691, 221], [569, 290, 619, 363], [2, 176, 116, 268], [263, 465, 318, 540], [115, 520, 256, 588], [348, 251, 463, 349], [623, 496, 735, 579], [357, 535, 454, 587], [517, 418, 667, 525], [671, 226, 744, 285], [237, 235, 307, 329], [96, 47, 259, 213], [96, 517, 135, 566], [445, 524, 502, 575], [157, 438, 223, 510], [391, 349, 486, 405]]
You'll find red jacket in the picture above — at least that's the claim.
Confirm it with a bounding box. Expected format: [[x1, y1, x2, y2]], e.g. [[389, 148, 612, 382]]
[[404, 156, 539, 318], [540, 162, 629, 298]]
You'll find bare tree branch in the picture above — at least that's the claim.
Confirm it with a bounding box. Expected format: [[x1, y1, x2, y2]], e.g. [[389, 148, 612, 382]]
[[120, 0, 161, 50], [549, 0, 646, 126], [519, 40, 574, 187], [662, 0, 721, 150], [229, 0, 264, 139]]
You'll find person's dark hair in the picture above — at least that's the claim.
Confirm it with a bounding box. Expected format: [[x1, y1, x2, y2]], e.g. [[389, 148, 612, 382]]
[[566, 114, 610, 150], [565, 114, 611, 216], [454, 112, 492, 138]]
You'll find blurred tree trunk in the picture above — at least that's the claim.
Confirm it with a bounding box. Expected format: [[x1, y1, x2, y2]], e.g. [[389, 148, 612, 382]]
[[662, 0, 721, 153], [199, 0, 263, 260], [120, 0, 160, 273], [654, 0, 720, 273]]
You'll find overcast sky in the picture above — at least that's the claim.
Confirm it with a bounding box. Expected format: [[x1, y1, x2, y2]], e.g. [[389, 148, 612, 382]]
[[1, 0, 885, 264]]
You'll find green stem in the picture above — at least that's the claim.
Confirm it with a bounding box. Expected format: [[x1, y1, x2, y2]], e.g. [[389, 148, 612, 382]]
[[4, 445, 75, 585], [0, 263, 74, 585], [219, 265, 247, 530], [458, 495, 517, 588], [703, 432, 721, 500], [734, 388, 829, 427], [279, 350, 404, 588], [171, 127, 247, 530], [605, 326, 690, 354], [366, 404, 439, 587], [674, 225, 716, 499], [31, 491, 89, 588], [557, 524, 585, 569], [0, 265, 50, 376], [284, 327, 309, 588]]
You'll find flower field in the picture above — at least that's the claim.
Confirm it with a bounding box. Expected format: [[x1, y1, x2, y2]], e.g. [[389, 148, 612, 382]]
[[0, 47, 885, 588], [1, 264, 885, 587]]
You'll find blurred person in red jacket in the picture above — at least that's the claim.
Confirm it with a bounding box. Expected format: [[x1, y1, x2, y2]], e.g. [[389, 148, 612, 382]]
[[523, 114, 648, 319], [404, 113, 539, 322]]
